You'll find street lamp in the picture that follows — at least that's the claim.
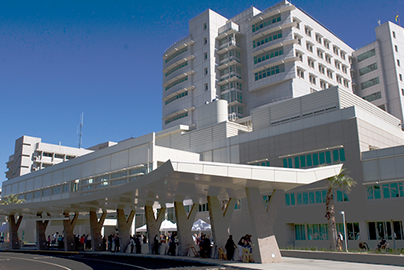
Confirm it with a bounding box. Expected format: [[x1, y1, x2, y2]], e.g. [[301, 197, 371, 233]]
[[340, 211, 348, 252]]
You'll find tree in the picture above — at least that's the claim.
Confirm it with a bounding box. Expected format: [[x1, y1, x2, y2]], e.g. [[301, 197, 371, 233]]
[[324, 168, 356, 250], [0, 194, 25, 205]]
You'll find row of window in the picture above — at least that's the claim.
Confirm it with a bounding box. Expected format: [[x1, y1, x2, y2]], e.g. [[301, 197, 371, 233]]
[[363, 91, 382, 102], [253, 31, 282, 49], [252, 15, 281, 33], [218, 35, 234, 47], [299, 23, 347, 62], [254, 64, 285, 81], [253, 47, 284, 64], [361, 77, 379, 90], [220, 65, 241, 77], [220, 82, 242, 92], [165, 62, 188, 77], [367, 182, 404, 200], [282, 148, 346, 169], [165, 112, 188, 125], [369, 220, 404, 240], [295, 223, 359, 241], [359, 63, 378, 76], [357, 49, 376, 63], [221, 90, 242, 104], [219, 50, 240, 62], [220, 74, 241, 82], [165, 47, 188, 64], [165, 76, 188, 91], [164, 91, 188, 106], [285, 189, 349, 207], [228, 104, 243, 115]]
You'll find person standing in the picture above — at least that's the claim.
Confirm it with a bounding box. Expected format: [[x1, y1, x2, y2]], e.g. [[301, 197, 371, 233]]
[[225, 235, 236, 260]]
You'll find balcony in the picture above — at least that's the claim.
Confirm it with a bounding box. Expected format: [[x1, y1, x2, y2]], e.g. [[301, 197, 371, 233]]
[[217, 22, 240, 39], [217, 59, 242, 70], [217, 41, 241, 55]]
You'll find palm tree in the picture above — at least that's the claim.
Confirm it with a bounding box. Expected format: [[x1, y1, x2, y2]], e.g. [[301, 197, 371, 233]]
[[324, 168, 356, 250], [0, 194, 25, 205]]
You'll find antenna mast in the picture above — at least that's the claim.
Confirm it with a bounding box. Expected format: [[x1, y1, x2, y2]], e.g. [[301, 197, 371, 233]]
[[79, 112, 83, 148]]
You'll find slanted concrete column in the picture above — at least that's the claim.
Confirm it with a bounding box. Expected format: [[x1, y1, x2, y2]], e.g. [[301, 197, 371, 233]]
[[174, 202, 199, 256], [208, 196, 236, 258], [8, 214, 22, 249], [36, 212, 50, 250], [145, 204, 165, 254], [117, 208, 135, 253], [245, 187, 283, 263], [63, 211, 79, 251], [89, 210, 106, 251]]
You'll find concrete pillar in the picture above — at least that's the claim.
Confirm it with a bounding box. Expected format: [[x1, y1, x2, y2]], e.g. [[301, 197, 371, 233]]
[[208, 196, 236, 258], [145, 205, 165, 254], [63, 211, 79, 251], [89, 210, 106, 251], [174, 202, 198, 256], [117, 208, 135, 253], [8, 214, 22, 249], [36, 212, 50, 250], [245, 188, 283, 263]]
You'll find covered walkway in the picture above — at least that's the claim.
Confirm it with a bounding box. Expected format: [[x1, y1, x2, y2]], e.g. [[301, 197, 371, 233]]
[[0, 160, 342, 263]]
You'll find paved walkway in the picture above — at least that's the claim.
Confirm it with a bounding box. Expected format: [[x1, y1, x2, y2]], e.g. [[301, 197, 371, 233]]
[[5, 248, 403, 269]]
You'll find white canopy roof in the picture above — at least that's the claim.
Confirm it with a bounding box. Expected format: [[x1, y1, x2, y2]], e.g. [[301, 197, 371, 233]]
[[0, 160, 343, 217]]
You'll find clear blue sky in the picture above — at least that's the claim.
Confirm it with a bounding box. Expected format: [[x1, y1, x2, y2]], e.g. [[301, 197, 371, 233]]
[[0, 0, 402, 184]]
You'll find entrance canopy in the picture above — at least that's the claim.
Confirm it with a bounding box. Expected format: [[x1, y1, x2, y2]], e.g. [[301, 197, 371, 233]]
[[0, 160, 342, 217]]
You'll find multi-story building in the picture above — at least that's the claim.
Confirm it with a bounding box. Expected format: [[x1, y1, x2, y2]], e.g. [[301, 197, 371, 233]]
[[4, 0, 404, 253], [162, 0, 354, 130], [5, 136, 94, 180], [353, 21, 404, 125]]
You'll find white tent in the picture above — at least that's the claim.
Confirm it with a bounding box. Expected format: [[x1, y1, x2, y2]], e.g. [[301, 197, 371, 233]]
[[135, 224, 147, 232], [191, 219, 211, 231], [159, 219, 177, 231], [135, 219, 177, 233]]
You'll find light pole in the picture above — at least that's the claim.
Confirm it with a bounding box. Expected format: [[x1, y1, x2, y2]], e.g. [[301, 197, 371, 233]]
[[340, 211, 348, 252]]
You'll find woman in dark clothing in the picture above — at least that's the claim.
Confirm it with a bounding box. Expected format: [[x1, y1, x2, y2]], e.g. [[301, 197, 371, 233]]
[[225, 235, 236, 260]]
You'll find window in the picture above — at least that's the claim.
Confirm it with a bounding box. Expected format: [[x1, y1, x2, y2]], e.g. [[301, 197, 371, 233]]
[[252, 31, 282, 48], [252, 15, 281, 32], [336, 75, 343, 85], [285, 193, 296, 206], [306, 42, 313, 53], [204, 67, 208, 75], [254, 64, 285, 81], [361, 77, 379, 90], [344, 79, 349, 88], [203, 23, 207, 30], [333, 45, 339, 55], [393, 31, 396, 38], [165, 91, 188, 105], [368, 221, 402, 240], [336, 190, 349, 202], [327, 69, 333, 79], [317, 49, 324, 59], [204, 52, 207, 60], [315, 33, 322, 44], [204, 37, 207, 44], [307, 224, 328, 240], [319, 64, 325, 74], [165, 61, 188, 77], [253, 47, 284, 64], [402, 89, 404, 96], [294, 34, 301, 45], [305, 26, 312, 37], [357, 49, 376, 62], [323, 39, 330, 49], [325, 54, 332, 64], [395, 45, 398, 52], [165, 112, 188, 125], [205, 83, 208, 91], [340, 51, 346, 60], [320, 80, 327, 89], [401, 74, 403, 81], [309, 74, 316, 85], [359, 63, 377, 76], [342, 65, 348, 74], [293, 18, 300, 29], [297, 68, 304, 79], [308, 58, 315, 69], [165, 76, 188, 91], [335, 60, 341, 70], [295, 224, 306, 240], [165, 47, 188, 63]]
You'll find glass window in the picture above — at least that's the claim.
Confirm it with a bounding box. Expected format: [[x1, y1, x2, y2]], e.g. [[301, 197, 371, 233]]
[[347, 222, 360, 240], [339, 149, 346, 161], [26, 192, 32, 200], [361, 77, 380, 90], [303, 192, 308, 204], [325, 151, 331, 164], [285, 193, 290, 206], [322, 190, 327, 203], [294, 156, 300, 168], [383, 184, 390, 199], [295, 224, 306, 240], [357, 49, 376, 62], [319, 152, 325, 164], [359, 63, 378, 76], [283, 159, 287, 168], [393, 221, 403, 239], [290, 193, 295, 205], [306, 154, 312, 167], [367, 186, 374, 199], [288, 158, 292, 168], [309, 191, 315, 204], [315, 191, 322, 203], [300, 155, 306, 168], [313, 153, 319, 166], [333, 149, 339, 162], [297, 193, 303, 205], [390, 183, 399, 198]]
